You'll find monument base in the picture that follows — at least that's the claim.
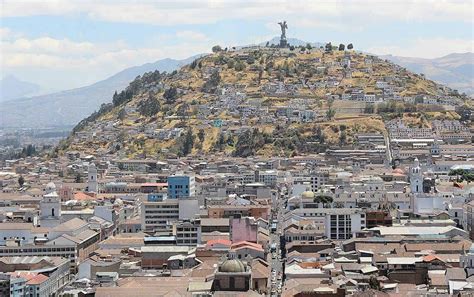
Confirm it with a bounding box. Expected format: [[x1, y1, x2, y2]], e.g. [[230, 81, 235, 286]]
[[279, 39, 288, 48]]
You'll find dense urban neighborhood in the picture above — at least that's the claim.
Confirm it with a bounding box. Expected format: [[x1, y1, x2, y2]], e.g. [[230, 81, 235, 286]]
[[1, 35, 474, 297]]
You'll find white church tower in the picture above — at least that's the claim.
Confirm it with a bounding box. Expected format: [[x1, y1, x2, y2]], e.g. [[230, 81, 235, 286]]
[[40, 182, 61, 227], [87, 163, 98, 193], [410, 158, 423, 194]]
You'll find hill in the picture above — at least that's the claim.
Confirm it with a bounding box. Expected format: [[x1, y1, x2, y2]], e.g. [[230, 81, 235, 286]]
[[382, 53, 474, 96], [0, 55, 201, 128], [0, 75, 41, 102], [57, 46, 468, 159]]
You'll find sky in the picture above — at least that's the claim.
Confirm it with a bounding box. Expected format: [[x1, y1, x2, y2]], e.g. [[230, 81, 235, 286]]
[[1, 0, 473, 92]]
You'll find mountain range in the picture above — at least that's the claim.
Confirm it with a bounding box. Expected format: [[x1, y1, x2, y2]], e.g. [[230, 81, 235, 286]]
[[0, 75, 41, 102], [0, 55, 200, 128], [382, 53, 473, 96]]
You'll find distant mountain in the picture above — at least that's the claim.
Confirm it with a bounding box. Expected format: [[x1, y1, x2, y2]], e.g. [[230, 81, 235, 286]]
[[259, 37, 324, 48], [0, 55, 202, 128], [0, 75, 41, 102], [381, 53, 474, 96]]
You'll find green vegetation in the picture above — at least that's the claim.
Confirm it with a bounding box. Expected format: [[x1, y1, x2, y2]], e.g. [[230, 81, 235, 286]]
[[138, 93, 161, 117], [449, 169, 474, 183]]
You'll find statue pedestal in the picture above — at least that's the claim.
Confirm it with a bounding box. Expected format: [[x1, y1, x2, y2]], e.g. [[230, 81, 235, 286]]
[[279, 38, 288, 48]]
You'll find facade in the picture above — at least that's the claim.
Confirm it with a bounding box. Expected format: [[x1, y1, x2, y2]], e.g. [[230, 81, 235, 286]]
[[167, 175, 195, 199], [141, 198, 199, 233], [87, 163, 99, 193], [39, 182, 61, 228], [410, 158, 423, 194], [175, 219, 202, 246], [325, 210, 366, 240]]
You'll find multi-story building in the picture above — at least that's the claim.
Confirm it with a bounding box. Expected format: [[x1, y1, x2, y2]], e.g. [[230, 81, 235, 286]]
[[325, 209, 366, 240], [167, 175, 195, 199], [141, 197, 199, 233], [175, 219, 201, 246]]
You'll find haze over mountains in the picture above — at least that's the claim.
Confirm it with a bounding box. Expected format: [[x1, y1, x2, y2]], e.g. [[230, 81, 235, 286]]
[[0, 55, 200, 128], [0, 75, 41, 102], [382, 52, 474, 97], [0, 39, 472, 129]]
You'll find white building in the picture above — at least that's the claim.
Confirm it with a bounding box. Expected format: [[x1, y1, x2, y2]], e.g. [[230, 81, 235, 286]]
[[87, 163, 98, 193], [409, 158, 423, 194], [40, 182, 61, 228]]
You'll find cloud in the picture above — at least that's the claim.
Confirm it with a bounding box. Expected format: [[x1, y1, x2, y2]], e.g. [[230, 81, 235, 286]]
[[176, 30, 208, 42], [366, 37, 474, 59], [2, 0, 472, 25], [1, 29, 214, 89]]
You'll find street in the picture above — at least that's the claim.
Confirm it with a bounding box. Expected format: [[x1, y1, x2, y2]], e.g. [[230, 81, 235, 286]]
[[268, 187, 286, 296]]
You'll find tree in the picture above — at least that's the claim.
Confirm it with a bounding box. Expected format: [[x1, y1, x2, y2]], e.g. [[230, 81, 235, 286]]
[[118, 108, 127, 120], [212, 45, 222, 53], [326, 108, 336, 120], [163, 87, 178, 104], [234, 61, 246, 71], [339, 130, 347, 145], [202, 71, 221, 93], [197, 129, 205, 143], [18, 176, 25, 187], [338, 43, 345, 51], [325, 42, 332, 52], [214, 132, 226, 151], [306, 43, 312, 50], [314, 195, 333, 208], [347, 43, 354, 50], [75, 173, 83, 183], [179, 128, 194, 157], [449, 169, 474, 183], [369, 276, 380, 290]]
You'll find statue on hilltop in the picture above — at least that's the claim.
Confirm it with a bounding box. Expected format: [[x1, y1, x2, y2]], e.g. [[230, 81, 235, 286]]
[[278, 21, 288, 48]]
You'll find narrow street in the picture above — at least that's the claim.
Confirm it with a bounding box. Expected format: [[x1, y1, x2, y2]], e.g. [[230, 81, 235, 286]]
[[269, 187, 286, 296]]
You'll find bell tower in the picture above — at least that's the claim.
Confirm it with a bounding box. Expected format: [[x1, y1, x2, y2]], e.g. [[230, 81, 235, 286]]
[[410, 158, 423, 194]]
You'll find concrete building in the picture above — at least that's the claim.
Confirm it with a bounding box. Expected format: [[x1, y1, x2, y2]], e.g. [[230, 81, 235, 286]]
[[325, 209, 366, 240], [39, 182, 61, 228], [141, 198, 199, 233], [87, 163, 99, 193], [167, 175, 195, 199]]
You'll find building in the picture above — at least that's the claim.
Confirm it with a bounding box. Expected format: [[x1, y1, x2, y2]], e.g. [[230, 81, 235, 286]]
[[167, 175, 195, 199], [213, 253, 251, 292], [324, 209, 367, 240], [141, 198, 199, 233], [365, 211, 392, 228], [87, 163, 99, 193], [175, 219, 202, 246], [410, 158, 423, 194], [40, 182, 61, 228], [0, 256, 70, 297]]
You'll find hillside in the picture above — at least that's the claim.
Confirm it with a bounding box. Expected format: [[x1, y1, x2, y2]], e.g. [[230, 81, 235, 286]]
[[0, 56, 201, 128], [382, 53, 474, 96], [57, 46, 468, 159]]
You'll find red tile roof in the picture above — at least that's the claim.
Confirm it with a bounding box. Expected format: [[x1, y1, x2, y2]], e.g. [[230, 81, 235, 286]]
[[206, 239, 232, 248], [26, 274, 49, 285]]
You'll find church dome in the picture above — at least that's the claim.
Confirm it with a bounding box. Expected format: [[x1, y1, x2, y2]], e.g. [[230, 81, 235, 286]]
[[220, 259, 246, 273], [301, 191, 315, 199]]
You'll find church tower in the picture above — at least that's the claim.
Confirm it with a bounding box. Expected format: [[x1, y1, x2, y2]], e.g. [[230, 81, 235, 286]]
[[87, 163, 98, 193], [40, 182, 61, 227], [410, 158, 423, 194]]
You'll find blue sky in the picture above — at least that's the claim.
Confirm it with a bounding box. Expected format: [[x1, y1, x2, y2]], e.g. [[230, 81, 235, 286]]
[[1, 0, 473, 92]]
